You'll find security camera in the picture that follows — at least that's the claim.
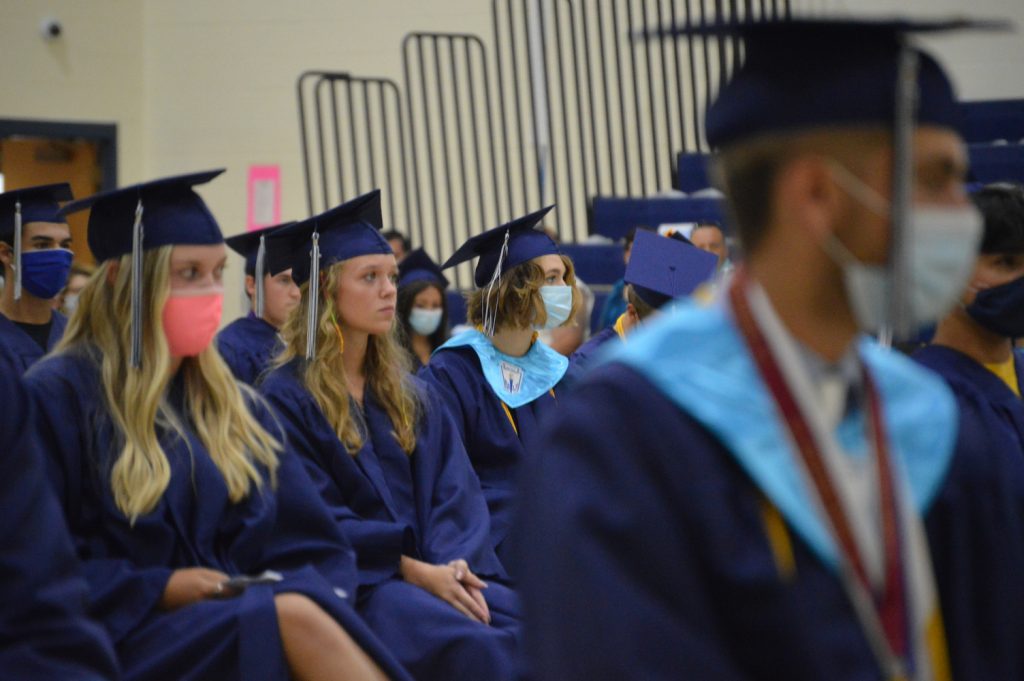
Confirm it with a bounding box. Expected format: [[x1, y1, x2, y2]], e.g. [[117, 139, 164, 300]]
[[40, 18, 63, 40]]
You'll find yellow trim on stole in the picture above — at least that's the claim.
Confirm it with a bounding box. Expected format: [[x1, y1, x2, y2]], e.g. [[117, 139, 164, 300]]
[[759, 497, 796, 581], [501, 402, 518, 435], [613, 313, 628, 341], [925, 608, 952, 681]]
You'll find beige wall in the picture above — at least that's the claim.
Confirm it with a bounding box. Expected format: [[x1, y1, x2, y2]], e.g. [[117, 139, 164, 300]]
[[2, 0, 1024, 318], [0, 1, 145, 183]]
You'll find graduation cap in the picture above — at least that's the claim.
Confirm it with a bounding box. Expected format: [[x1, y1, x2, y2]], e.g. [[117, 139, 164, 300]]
[[642, 18, 1006, 149], [644, 16, 1007, 341], [398, 248, 449, 289], [224, 221, 296, 319], [0, 183, 74, 301], [625, 229, 719, 308], [270, 190, 388, 359], [59, 169, 225, 367]]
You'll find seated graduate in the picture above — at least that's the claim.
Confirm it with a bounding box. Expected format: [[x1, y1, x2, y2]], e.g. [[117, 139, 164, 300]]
[[0, 183, 76, 372], [516, 17, 1000, 680], [570, 229, 718, 372], [914, 182, 1024, 678], [395, 248, 451, 371], [259, 191, 522, 681], [24, 170, 411, 681], [217, 222, 301, 384], [0, 354, 119, 680], [418, 207, 580, 566]]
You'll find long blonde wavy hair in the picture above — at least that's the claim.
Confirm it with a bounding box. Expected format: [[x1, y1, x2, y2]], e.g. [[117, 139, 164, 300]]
[[56, 245, 281, 522], [275, 260, 419, 455]]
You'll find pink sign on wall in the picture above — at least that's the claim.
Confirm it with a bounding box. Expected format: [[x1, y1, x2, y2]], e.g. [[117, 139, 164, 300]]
[[247, 165, 281, 231]]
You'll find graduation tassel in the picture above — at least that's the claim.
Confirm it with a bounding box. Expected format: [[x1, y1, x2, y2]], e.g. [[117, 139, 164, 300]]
[[305, 231, 321, 360], [12, 200, 22, 301], [482, 229, 510, 337], [130, 199, 145, 369], [254, 234, 267, 319]]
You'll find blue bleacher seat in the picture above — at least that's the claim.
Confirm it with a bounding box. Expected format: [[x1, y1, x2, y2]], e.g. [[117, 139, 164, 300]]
[[959, 99, 1024, 144], [590, 196, 727, 242], [968, 143, 1024, 185]]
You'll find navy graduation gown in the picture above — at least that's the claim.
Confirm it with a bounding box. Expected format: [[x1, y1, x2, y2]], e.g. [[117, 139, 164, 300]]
[[260, 362, 522, 681], [913, 344, 1024, 680], [216, 313, 281, 385], [0, 356, 119, 680], [24, 350, 411, 681], [419, 345, 568, 564], [0, 310, 67, 373], [517, 363, 902, 680], [568, 325, 620, 374]]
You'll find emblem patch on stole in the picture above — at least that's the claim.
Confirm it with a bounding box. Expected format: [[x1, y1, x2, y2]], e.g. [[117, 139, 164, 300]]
[[500, 361, 524, 394]]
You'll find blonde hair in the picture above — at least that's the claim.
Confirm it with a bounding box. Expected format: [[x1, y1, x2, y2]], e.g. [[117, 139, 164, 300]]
[[275, 260, 419, 455], [466, 255, 580, 332], [56, 246, 281, 522]]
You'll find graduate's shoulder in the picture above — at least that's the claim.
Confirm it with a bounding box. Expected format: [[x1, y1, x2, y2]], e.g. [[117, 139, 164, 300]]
[[23, 347, 99, 397], [424, 343, 480, 373], [217, 315, 272, 349]]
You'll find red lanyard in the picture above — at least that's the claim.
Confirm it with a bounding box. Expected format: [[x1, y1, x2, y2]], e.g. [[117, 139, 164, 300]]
[[729, 269, 909, 664]]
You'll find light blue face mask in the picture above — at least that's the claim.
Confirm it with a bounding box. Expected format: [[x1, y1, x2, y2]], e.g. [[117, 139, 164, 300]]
[[408, 307, 443, 336], [538, 284, 573, 330]]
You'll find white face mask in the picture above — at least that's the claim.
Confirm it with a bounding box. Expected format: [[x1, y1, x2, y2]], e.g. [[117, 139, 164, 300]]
[[408, 307, 443, 336], [62, 292, 80, 315], [823, 162, 983, 333]]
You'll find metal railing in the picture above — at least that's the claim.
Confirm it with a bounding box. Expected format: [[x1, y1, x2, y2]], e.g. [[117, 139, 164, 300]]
[[297, 0, 792, 288]]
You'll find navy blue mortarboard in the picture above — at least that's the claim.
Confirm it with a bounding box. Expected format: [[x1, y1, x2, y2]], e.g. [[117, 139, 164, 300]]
[[59, 169, 226, 368], [442, 206, 559, 288], [0, 183, 73, 240], [644, 18, 1006, 148], [59, 169, 225, 262], [225, 221, 296, 319], [225, 222, 296, 276], [272, 190, 387, 288], [270, 190, 388, 358], [625, 230, 718, 308], [0, 183, 74, 301], [399, 248, 449, 289]]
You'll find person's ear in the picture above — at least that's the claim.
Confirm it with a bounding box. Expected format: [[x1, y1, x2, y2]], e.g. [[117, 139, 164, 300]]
[[0, 242, 11, 271], [626, 303, 640, 325], [776, 155, 843, 242], [106, 261, 120, 284], [244, 275, 256, 298]]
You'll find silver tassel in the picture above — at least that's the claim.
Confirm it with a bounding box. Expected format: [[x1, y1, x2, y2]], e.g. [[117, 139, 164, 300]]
[[130, 199, 144, 369], [12, 200, 22, 301], [254, 234, 267, 319], [305, 232, 321, 360], [482, 230, 511, 337]]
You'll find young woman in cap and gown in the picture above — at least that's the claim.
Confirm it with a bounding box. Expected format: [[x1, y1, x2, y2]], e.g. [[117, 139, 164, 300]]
[[217, 222, 301, 384], [24, 170, 411, 681], [517, 17, 1015, 681], [569, 229, 718, 373], [0, 183, 76, 372], [418, 207, 581, 567], [395, 248, 451, 371], [259, 190, 522, 681]]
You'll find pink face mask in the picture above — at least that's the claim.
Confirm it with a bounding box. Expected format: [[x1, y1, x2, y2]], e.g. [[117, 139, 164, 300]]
[[162, 291, 223, 358]]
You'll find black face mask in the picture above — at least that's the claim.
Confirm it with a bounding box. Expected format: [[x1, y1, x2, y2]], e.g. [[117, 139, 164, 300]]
[[966, 274, 1024, 338]]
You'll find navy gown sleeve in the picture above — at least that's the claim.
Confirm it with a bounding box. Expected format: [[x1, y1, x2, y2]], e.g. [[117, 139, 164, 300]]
[[24, 356, 175, 645], [260, 371, 412, 588], [245, 395, 361, 596], [413, 385, 506, 579], [417, 350, 473, 442], [0, 359, 119, 680]]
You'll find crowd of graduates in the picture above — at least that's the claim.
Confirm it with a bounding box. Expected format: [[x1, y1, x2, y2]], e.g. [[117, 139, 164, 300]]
[[1, 13, 1023, 681]]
